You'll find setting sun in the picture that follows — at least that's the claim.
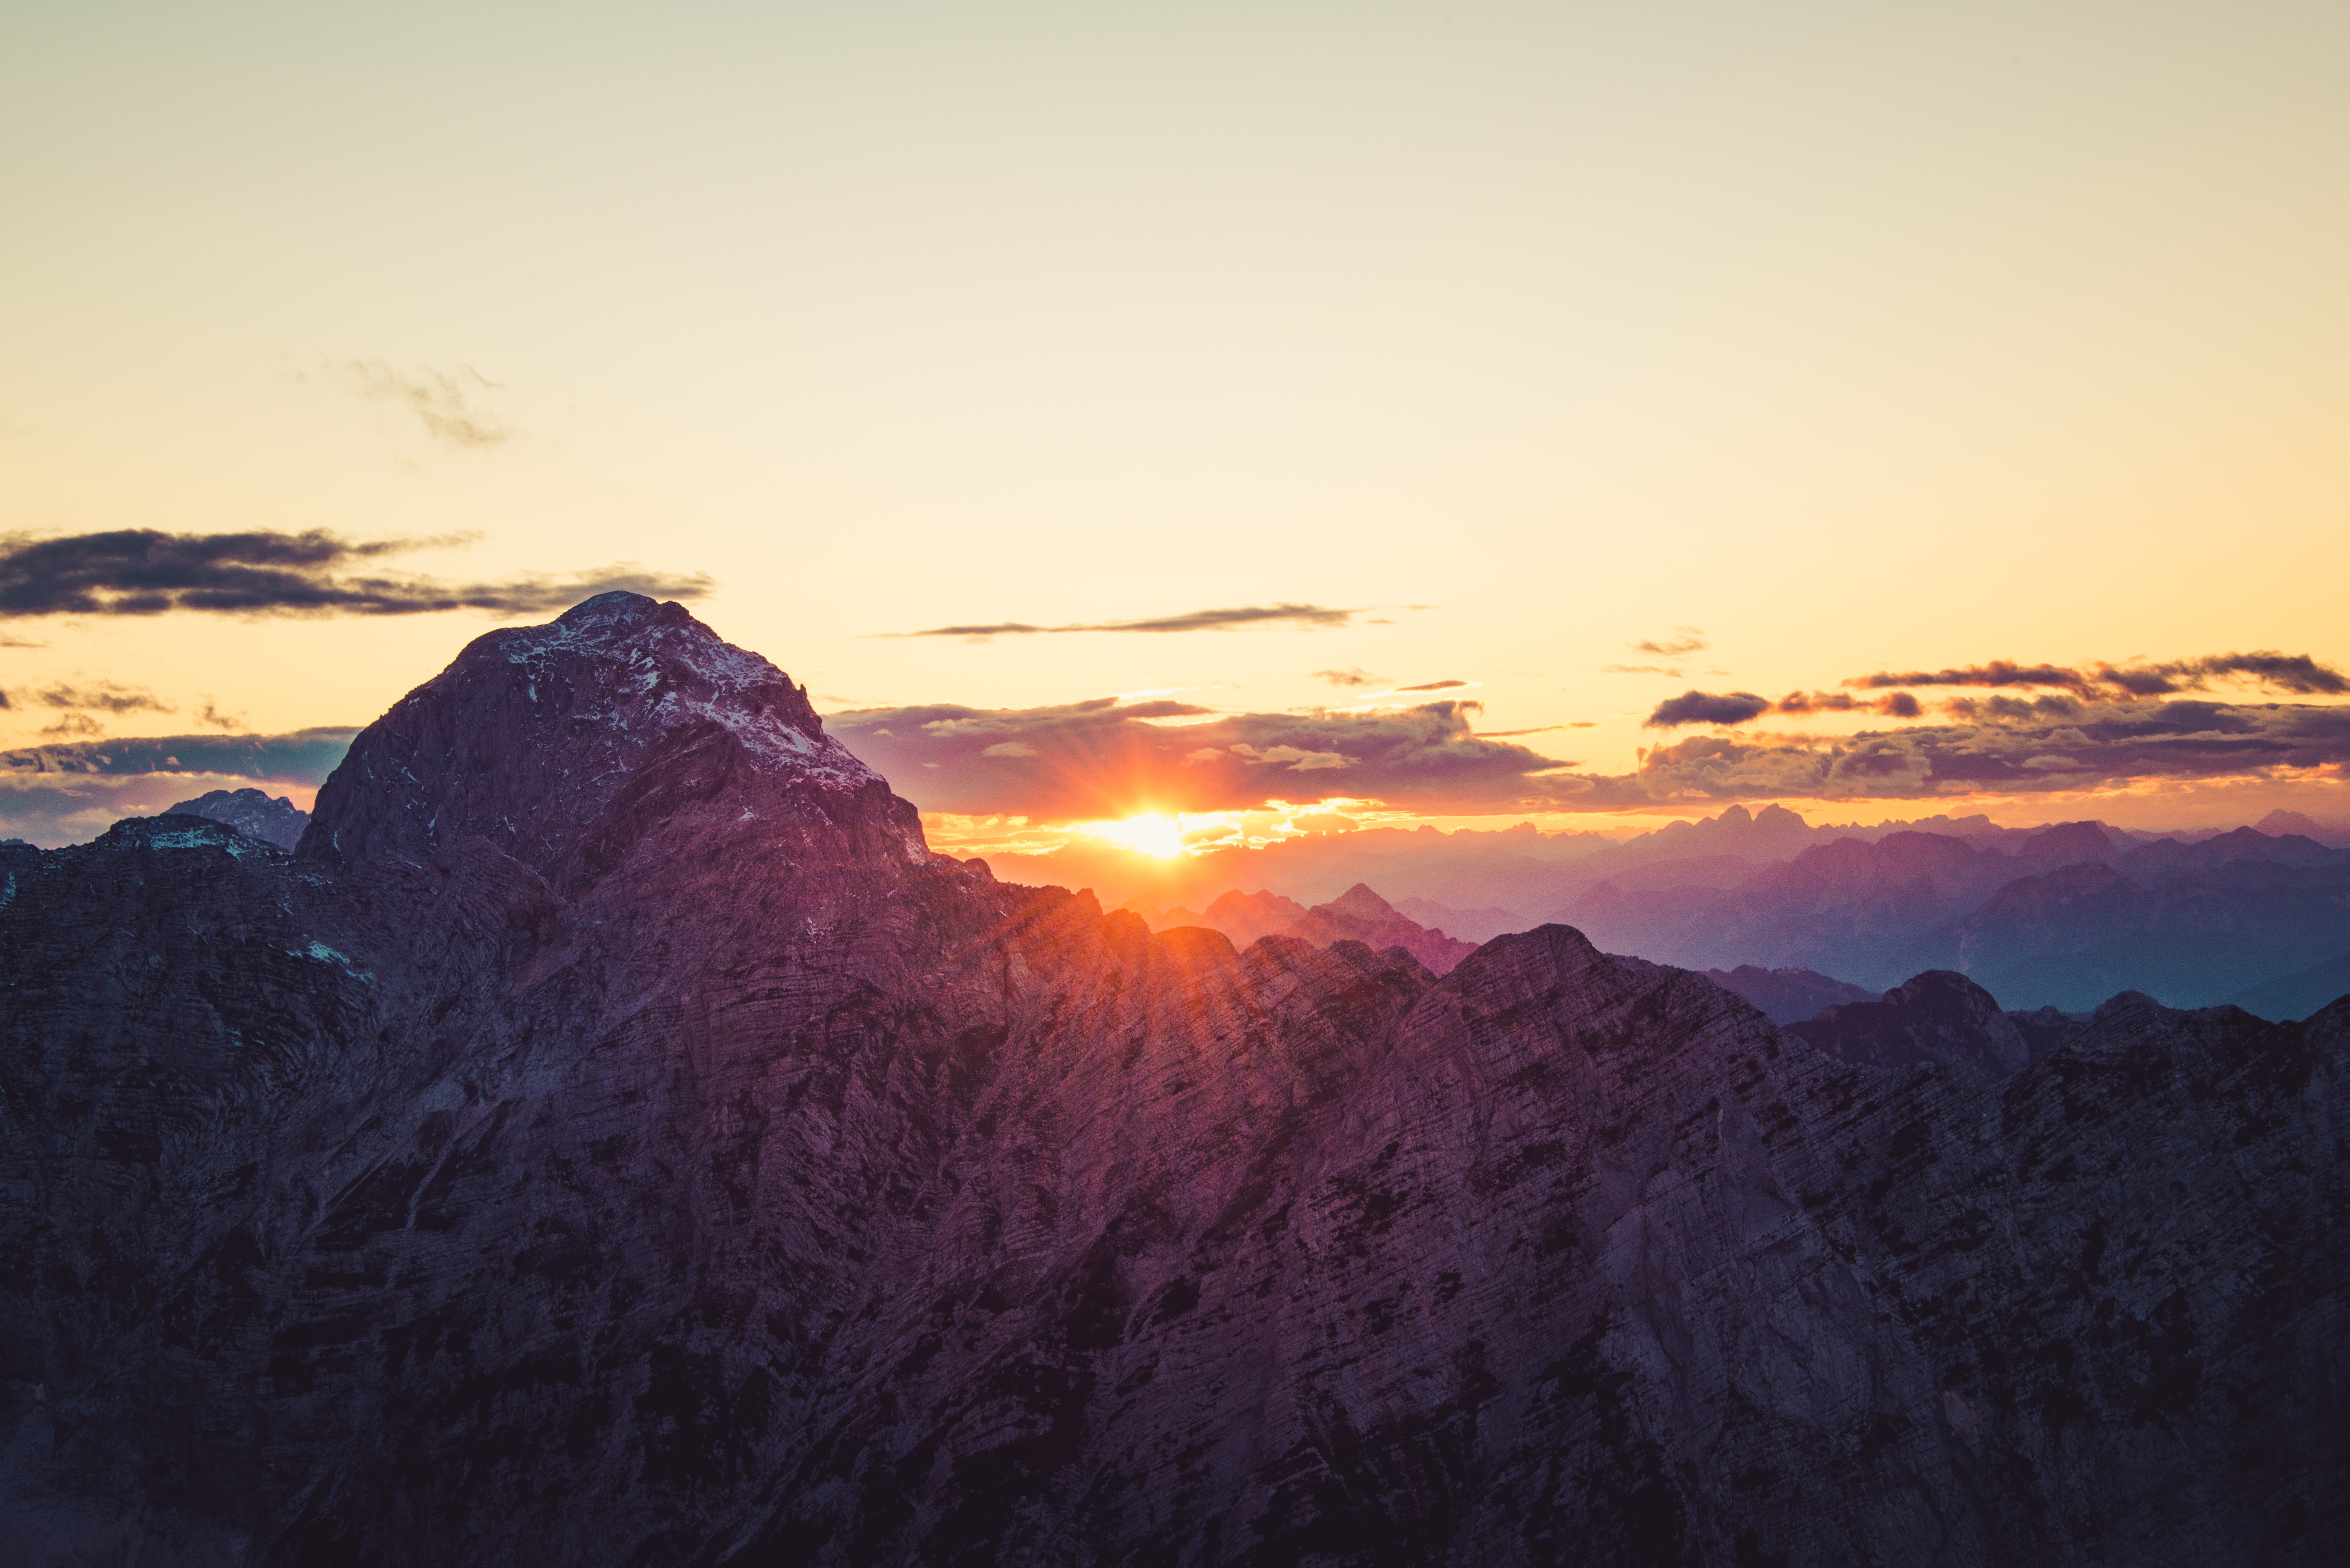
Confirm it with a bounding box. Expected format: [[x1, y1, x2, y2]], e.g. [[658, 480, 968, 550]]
[[1083, 813, 1188, 858]]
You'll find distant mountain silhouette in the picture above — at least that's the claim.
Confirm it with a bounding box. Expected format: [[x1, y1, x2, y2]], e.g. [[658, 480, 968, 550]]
[[1549, 823, 2350, 1011], [1700, 964, 1878, 1024], [2231, 951, 2350, 1021], [2254, 808, 2350, 847], [1393, 895, 1527, 944], [1147, 883, 1479, 974]]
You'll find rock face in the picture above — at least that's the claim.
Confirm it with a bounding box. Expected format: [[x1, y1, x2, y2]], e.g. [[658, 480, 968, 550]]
[[3, 597, 2346, 1567], [163, 788, 311, 851]]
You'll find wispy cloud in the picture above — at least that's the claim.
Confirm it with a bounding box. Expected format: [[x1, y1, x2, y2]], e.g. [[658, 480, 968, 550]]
[[0, 529, 713, 620], [33, 680, 174, 714], [1393, 678, 1471, 692], [330, 360, 512, 448], [1605, 627, 1711, 679], [1312, 667, 1380, 687], [1630, 628, 1708, 658], [885, 603, 1364, 640]]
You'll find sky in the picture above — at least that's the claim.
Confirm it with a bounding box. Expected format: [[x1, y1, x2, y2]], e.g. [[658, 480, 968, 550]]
[[4, 1, 2348, 849]]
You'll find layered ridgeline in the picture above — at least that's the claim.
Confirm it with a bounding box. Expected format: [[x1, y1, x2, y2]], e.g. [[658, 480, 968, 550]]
[[2, 595, 2344, 1567], [1551, 821, 2350, 1013]]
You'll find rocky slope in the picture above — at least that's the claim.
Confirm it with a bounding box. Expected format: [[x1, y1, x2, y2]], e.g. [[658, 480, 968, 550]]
[[3, 596, 2345, 1567]]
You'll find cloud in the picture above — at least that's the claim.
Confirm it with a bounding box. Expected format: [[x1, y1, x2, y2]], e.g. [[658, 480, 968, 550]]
[[885, 603, 1363, 639], [1844, 650, 2348, 701], [1846, 659, 2094, 693], [1630, 628, 1707, 658], [0, 529, 713, 620], [1645, 690, 1772, 728], [1772, 689, 1922, 718], [1535, 697, 2350, 811], [41, 713, 105, 737], [1312, 667, 1379, 687], [196, 697, 244, 732], [1393, 679, 1470, 692], [332, 361, 511, 448], [32, 680, 174, 714], [828, 697, 1567, 819]]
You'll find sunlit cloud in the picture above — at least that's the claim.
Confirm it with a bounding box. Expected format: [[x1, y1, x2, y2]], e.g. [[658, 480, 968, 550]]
[[829, 697, 1564, 820]]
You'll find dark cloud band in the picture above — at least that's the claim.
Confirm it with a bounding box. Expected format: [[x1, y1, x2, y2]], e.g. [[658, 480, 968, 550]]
[[2, 727, 360, 781], [0, 529, 713, 619]]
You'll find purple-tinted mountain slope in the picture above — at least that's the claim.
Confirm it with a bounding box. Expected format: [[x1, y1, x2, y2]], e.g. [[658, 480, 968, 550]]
[[2, 596, 2344, 1567]]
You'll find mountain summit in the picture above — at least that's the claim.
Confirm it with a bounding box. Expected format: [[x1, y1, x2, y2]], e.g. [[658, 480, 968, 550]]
[[299, 592, 926, 888]]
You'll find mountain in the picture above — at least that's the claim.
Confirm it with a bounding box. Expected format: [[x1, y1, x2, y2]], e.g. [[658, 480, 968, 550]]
[[1192, 887, 1311, 946], [1784, 969, 2035, 1075], [1913, 859, 2350, 1011], [1700, 964, 1878, 1024], [1138, 885, 1480, 976], [1393, 896, 1528, 945], [3, 594, 2345, 1566], [1284, 883, 1480, 975], [1550, 820, 2350, 1008], [1551, 831, 2017, 983], [162, 787, 310, 850], [2254, 809, 2350, 847], [2230, 951, 2350, 1022]]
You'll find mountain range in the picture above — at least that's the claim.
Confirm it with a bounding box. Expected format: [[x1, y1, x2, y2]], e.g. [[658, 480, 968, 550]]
[[3, 594, 2345, 1566]]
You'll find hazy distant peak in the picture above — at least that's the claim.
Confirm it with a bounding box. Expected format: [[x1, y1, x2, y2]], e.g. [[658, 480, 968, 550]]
[[1323, 883, 1399, 922]]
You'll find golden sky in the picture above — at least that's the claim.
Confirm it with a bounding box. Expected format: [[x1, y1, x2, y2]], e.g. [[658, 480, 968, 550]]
[[4, 2, 2348, 846]]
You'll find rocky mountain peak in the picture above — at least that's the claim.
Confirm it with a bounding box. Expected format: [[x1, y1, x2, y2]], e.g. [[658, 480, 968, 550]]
[[162, 786, 309, 850], [298, 593, 925, 886]]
